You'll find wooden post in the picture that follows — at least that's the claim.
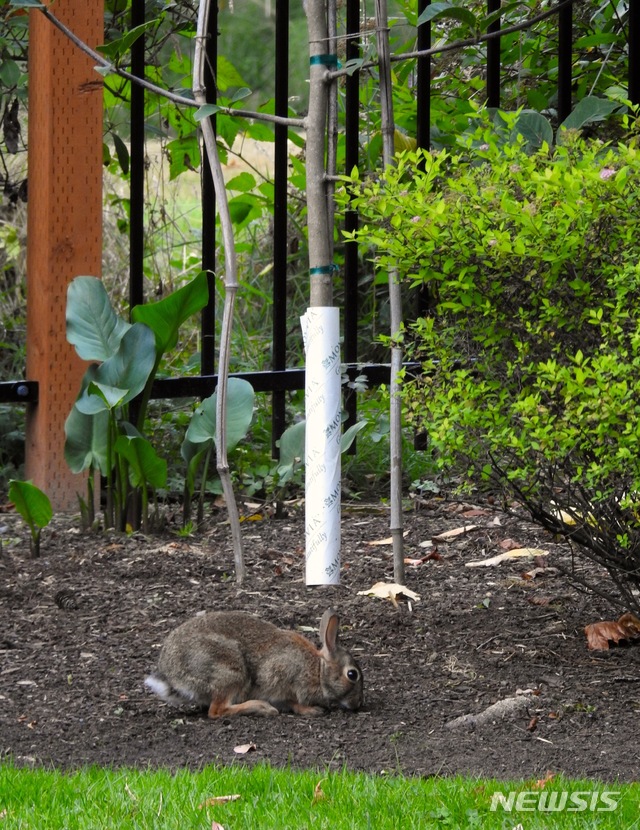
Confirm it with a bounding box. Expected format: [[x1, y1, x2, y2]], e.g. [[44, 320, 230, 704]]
[[25, 0, 103, 511]]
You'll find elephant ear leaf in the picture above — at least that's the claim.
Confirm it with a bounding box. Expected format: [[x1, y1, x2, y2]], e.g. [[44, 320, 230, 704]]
[[186, 377, 255, 451], [64, 405, 110, 475], [74, 323, 156, 415], [114, 435, 167, 490], [132, 271, 209, 357], [66, 276, 131, 361], [8, 480, 52, 533]]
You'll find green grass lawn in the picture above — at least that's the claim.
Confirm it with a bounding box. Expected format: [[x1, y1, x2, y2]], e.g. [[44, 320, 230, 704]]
[[1, 763, 638, 829]]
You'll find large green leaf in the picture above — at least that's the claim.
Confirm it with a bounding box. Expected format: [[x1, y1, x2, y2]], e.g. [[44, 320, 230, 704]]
[[417, 2, 477, 29], [78, 381, 131, 414], [114, 435, 167, 490], [181, 437, 213, 497], [165, 136, 201, 180], [64, 405, 109, 475], [511, 110, 554, 150], [131, 271, 209, 357], [559, 96, 619, 132], [185, 378, 255, 450], [8, 480, 52, 532], [66, 276, 131, 362], [75, 324, 156, 414], [276, 420, 306, 484]]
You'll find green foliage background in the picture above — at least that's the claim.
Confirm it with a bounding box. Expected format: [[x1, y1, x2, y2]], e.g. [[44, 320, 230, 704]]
[[0, 0, 638, 505]]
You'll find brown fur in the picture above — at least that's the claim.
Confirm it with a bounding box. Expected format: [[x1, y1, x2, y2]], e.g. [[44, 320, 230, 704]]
[[145, 609, 363, 718]]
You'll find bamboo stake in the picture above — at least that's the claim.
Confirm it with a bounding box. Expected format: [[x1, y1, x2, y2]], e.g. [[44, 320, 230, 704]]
[[194, 0, 245, 583], [375, 0, 405, 584]]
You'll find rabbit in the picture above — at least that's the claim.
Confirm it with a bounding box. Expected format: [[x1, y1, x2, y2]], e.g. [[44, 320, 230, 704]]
[[145, 608, 363, 718]]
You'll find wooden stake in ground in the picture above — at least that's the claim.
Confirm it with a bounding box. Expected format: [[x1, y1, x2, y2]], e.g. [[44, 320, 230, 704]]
[[194, 0, 245, 583], [375, 0, 405, 584]]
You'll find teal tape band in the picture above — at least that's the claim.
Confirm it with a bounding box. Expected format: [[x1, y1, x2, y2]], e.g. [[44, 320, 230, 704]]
[[310, 265, 339, 275], [310, 53, 339, 68]]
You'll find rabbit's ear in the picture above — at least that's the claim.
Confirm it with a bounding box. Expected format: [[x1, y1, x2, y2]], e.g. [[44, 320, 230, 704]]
[[319, 609, 339, 656]]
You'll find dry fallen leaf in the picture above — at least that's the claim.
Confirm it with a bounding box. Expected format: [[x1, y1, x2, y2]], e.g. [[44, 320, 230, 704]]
[[312, 778, 327, 805], [199, 795, 241, 809], [550, 507, 577, 526], [466, 548, 548, 568], [522, 567, 551, 580], [532, 771, 556, 790], [404, 550, 442, 567], [233, 742, 257, 755], [527, 595, 551, 606], [498, 538, 521, 551], [432, 524, 478, 542], [366, 531, 410, 546], [584, 612, 640, 650], [357, 582, 421, 607]]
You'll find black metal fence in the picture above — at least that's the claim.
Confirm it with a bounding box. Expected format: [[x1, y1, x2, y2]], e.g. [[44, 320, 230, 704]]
[[3, 0, 640, 448]]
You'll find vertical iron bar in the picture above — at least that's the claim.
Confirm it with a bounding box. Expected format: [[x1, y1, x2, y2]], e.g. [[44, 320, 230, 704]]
[[272, 0, 289, 455], [201, 3, 218, 376], [128, 0, 146, 452], [629, 0, 640, 105], [414, 0, 432, 346], [486, 0, 501, 108], [129, 0, 145, 312], [557, 0, 573, 123], [343, 0, 360, 432], [416, 0, 431, 151]]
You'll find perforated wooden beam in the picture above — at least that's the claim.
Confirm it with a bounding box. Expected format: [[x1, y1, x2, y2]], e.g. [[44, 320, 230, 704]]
[[25, 0, 103, 511]]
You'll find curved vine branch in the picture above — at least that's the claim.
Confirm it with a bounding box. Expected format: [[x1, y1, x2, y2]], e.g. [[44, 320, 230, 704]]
[[193, 0, 246, 583], [36, 4, 305, 128]]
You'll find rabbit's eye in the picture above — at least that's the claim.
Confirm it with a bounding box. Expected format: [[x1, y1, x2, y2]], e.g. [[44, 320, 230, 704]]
[[346, 668, 360, 683]]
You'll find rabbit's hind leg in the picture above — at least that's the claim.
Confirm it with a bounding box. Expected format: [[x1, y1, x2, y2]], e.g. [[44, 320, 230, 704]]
[[208, 697, 279, 718]]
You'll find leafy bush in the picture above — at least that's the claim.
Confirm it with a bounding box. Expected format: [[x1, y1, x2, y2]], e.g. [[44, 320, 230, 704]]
[[345, 124, 640, 612]]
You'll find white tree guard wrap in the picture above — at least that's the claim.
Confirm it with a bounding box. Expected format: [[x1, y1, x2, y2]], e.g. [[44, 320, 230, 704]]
[[301, 307, 341, 585]]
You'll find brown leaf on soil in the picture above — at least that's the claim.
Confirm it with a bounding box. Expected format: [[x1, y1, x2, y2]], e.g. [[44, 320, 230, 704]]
[[233, 742, 257, 754], [498, 538, 521, 550], [366, 531, 410, 546], [527, 596, 551, 606], [584, 612, 640, 651], [357, 582, 421, 607], [432, 525, 478, 541], [404, 550, 442, 567], [526, 716, 538, 732], [522, 567, 548, 580]]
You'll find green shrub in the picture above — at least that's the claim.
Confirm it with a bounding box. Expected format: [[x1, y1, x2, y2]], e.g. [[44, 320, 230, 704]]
[[344, 124, 640, 611]]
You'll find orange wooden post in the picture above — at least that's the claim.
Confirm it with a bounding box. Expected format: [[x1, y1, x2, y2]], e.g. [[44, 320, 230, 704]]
[[25, 0, 103, 511]]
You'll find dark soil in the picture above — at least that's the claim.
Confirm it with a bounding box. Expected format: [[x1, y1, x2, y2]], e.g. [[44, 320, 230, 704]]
[[1, 498, 639, 781]]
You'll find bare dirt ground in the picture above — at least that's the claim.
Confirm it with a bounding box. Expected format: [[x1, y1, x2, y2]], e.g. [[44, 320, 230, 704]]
[[1, 497, 639, 781]]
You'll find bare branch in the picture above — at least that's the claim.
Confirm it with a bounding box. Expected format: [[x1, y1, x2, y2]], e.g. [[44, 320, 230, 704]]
[[39, 6, 305, 128], [194, 1, 246, 583]]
